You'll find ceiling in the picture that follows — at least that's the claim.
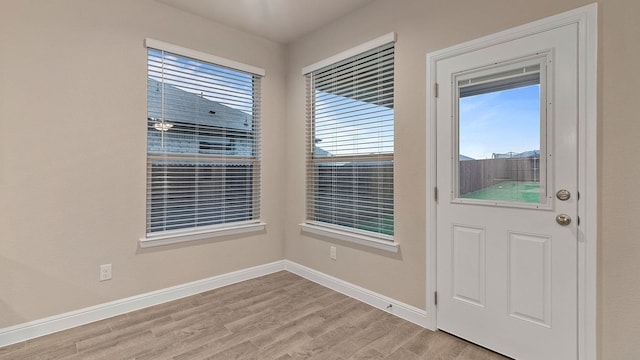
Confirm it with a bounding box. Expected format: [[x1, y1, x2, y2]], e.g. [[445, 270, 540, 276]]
[[156, 0, 376, 44]]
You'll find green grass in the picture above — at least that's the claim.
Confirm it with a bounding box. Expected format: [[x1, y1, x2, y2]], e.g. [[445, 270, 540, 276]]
[[462, 181, 540, 203], [357, 216, 394, 236]]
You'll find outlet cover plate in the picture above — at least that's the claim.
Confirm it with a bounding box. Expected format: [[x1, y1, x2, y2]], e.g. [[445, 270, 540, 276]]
[[100, 264, 112, 281]]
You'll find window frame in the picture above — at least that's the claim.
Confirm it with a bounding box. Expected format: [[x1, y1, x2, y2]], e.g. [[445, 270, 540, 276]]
[[140, 39, 266, 248], [300, 33, 398, 253]]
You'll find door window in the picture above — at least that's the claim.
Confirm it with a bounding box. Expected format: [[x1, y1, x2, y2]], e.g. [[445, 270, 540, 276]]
[[454, 57, 549, 208]]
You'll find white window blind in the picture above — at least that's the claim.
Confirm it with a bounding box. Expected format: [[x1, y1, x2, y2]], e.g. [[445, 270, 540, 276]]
[[305, 40, 394, 239], [146, 44, 262, 237]]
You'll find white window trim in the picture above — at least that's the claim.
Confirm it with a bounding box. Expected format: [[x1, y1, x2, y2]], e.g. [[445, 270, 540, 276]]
[[145, 38, 266, 76], [302, 32, 396, 75], [299, 222, 399, 253], [140, 221, 266, 248]]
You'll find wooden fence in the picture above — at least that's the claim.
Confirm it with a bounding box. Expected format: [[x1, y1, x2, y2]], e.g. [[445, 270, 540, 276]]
[[459, 157, 539, 196]]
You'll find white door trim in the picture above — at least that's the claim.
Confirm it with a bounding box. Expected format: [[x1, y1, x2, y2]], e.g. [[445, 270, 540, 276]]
[[425, 4, 597, 360]]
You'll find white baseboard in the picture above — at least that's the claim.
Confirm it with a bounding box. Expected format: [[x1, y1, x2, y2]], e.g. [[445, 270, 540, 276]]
[[0, 259, 434, 348], [0, 261, 285, 347], [284, 260, 433, 329]]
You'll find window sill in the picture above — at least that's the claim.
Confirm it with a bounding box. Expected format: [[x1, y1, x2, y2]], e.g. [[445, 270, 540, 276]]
[[299, 222, 399, 253], [140, 222, 266, 248]]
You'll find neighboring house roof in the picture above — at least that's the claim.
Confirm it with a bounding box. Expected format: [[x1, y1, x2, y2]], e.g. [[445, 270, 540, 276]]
[[459, 154, 474, 161], [492, 150, 540, 159], [147, 78, 252, 132], [314, 146, 332, 157]]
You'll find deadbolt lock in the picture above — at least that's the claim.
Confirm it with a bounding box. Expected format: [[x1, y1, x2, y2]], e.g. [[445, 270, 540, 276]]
[[556, 189, 571, 201]]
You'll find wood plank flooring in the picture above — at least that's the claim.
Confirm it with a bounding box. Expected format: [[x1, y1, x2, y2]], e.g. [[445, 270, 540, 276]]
[[0, 271, 510, 359]]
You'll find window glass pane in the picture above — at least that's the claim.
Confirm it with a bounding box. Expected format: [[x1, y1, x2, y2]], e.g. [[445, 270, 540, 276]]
[[314, 91, 394, 157], [311, 161, 394, 236], [148, 160, 254, 232], [458, 73, 542, 204]]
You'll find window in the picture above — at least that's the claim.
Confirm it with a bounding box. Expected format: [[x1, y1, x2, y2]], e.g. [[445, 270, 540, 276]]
[[143, 39, 264, 245], [302, 34, 395, 246]]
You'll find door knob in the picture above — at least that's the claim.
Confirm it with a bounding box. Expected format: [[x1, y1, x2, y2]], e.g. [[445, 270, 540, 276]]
[[556, 214, 571, 226]]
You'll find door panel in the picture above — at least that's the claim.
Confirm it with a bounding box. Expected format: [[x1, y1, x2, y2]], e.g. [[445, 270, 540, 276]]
[[507, 232, 551, 327], [452, 224, 486, 307], [436, 23, 578, 360]]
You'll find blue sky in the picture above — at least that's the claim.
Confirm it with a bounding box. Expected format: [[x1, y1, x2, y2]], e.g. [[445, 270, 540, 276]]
[[459, 85, 540, 159]]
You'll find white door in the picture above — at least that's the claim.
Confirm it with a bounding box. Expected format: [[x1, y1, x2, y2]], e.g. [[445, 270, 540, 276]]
[[435, 23, 579, 360]]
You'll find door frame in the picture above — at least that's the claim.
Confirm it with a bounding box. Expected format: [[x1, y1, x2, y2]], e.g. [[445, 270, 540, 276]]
[[425, 4, 597, 360]]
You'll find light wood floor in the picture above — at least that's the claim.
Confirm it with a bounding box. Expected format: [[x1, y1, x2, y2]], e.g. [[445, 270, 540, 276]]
[[0, 271, 510, 360]]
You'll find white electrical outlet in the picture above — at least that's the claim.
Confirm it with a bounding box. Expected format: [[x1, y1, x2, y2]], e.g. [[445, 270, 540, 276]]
[[100, 264, 112, 281], [330, 246, 337, 260]]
